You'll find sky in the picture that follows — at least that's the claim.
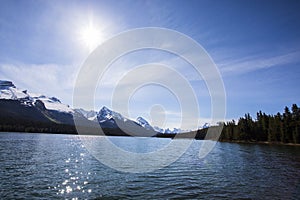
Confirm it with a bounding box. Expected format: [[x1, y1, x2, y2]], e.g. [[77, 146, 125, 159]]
[[0, 0, 300, 129]]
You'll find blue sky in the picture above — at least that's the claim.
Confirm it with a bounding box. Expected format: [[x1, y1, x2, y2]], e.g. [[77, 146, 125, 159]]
[[0, 0, 300, 129]]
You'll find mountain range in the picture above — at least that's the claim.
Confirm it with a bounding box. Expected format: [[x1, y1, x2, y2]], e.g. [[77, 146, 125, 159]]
[[0, 80, 187, 136]]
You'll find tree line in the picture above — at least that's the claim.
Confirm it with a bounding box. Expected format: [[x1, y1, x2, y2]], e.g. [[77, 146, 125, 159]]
[[219, 104, 300, 144]]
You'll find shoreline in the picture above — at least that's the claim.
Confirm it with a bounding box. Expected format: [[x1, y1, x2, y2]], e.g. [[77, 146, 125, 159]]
[[219, 139, 300, 146], [1, 131, 300, 146]]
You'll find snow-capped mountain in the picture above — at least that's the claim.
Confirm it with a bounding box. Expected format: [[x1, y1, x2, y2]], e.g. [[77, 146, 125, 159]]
[[97, 106, 125, 122], [94, 106, 181, 134], [75, 108, 97, 121], [35, 96, 73, 113], [96, 106, 129, 129], [153, 126, 164, 133], [0, 80, 83, 127], [164, 128, 182, 134], [0, 80, 26, 100], [136, 116, 182, 134], [0, 80, 73, 113], [136, 117, 154, 130], [0, 80, 14, 90], [202, 123, 210, 129], [0, 80, 186, 135]]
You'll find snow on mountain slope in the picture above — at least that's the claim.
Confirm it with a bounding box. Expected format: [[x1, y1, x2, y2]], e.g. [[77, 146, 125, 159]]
[[164, 128, 179, 134], [0, 80, 73, 113], [136, 117, 154, 130], [97, 106, 125, 122], [136, 116, 182, 133], [0, 88, 18, 99], [37, 96, 74, 113], [0, 80, 189, 133], [96, 106, 182, 133], [153, 126, 164, 133], [0, 81, 29, 100], [75, 108, 97, 121]]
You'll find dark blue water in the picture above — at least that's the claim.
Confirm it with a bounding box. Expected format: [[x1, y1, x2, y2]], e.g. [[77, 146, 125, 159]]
[[0, 132, 299, 199]]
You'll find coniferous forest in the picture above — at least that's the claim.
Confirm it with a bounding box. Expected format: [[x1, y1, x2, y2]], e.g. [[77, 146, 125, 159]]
[[219, 104, 300, 144]]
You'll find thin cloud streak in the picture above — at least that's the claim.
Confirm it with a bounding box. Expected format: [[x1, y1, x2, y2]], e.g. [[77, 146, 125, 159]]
[[218, 50, 300, 75]]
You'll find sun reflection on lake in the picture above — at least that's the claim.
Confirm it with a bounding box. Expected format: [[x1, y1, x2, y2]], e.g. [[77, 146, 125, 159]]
[[55, 149, 93, 198]]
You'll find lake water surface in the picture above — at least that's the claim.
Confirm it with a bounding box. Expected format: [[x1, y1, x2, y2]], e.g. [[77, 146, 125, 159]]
[[0, 132, 299, 199]]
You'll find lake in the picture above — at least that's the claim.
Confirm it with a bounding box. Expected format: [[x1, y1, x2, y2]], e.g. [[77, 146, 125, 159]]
[[0, 132, 299, 199]]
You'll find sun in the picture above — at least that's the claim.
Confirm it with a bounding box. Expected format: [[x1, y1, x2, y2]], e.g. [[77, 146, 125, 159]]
[[79, 21, 103, 52]]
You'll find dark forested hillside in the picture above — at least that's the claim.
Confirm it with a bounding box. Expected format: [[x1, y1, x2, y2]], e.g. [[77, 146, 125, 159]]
[[219, 104, 300, 144]]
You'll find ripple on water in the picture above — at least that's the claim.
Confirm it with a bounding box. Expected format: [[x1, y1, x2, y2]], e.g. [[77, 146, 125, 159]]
[[0, 133, 299, 199]]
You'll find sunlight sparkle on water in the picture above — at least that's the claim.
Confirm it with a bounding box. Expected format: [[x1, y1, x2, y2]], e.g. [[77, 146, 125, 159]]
[[55, 150, 93, 198], [62, 180, 68, 185]]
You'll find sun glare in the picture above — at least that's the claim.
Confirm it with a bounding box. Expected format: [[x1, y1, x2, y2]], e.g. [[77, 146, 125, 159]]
[[79, 21, 103, 52]]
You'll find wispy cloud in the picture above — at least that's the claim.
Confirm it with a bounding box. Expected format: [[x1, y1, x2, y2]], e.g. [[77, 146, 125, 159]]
[[218, 50, 300, 75]]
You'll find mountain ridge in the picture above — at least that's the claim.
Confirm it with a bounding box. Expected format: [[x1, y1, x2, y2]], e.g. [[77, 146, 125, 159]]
[[0, 80, 187, 135]]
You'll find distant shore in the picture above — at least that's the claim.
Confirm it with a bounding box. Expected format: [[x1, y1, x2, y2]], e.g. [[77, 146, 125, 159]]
[[219, 139, 300, 146], [1, 131, 300, 146]]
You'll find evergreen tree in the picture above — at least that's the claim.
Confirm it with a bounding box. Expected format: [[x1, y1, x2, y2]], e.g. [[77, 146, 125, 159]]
[[283, 106, 292, 143], [291, 104, 300, 143], [218, 104, 300, 144], [268, 116, 275, 142]]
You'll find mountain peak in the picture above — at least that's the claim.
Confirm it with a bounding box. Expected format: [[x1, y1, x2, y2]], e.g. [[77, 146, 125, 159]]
[[101, 106, 111, 112], [0, 80, 15, 90], [98, 106, 124, 121], [0, 80, 73, 113], [99, 106, 113, 117], [136, 116, 154, 130], [136, 116, 150, 126]]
